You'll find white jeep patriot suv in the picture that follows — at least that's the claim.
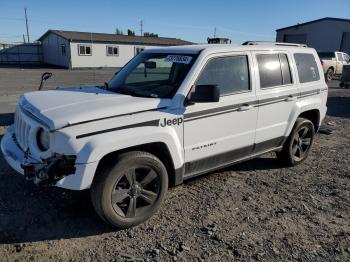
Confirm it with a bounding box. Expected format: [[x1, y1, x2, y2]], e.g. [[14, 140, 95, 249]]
[[1, 42, 328, 228]]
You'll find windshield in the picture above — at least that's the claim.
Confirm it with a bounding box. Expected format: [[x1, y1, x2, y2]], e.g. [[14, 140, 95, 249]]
[[108, 53, 196, 98], [318, 52, 335, 60]]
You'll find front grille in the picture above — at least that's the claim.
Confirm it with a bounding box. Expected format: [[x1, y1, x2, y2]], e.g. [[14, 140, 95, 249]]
[[14, 107, 32, 151]]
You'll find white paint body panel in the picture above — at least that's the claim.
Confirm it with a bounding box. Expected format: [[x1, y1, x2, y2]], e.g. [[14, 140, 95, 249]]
[[1, 44, 328, 190]]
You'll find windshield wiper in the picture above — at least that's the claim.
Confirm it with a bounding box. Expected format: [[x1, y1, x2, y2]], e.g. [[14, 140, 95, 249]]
[[116, 86, 147, 97]]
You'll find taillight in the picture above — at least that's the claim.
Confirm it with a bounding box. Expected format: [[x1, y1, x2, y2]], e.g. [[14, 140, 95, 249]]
[[321, 60, 324, 66]]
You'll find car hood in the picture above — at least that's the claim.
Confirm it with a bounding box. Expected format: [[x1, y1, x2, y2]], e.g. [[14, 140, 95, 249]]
[[20, 86, 171, 130]]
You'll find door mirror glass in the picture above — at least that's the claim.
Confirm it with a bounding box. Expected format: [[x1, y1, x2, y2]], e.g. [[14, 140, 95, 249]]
[[144, 61, 157, 69], [187, 85, 220, 103]]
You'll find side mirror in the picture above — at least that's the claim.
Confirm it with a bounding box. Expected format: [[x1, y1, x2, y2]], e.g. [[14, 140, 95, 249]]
[[38, 72, 53, 91], [187, 85, 220, 103], [144, 61, 157, 69]]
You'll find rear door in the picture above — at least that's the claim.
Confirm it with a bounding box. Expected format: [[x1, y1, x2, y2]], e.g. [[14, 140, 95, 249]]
[[183, 52, 258, 176], [253, 51, 298, 152]]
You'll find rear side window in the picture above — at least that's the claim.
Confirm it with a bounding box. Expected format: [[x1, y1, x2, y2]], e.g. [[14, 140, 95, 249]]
[[196, 55, 250, 95], [256, 53, 292, 88], [294, 53, 320, 83]]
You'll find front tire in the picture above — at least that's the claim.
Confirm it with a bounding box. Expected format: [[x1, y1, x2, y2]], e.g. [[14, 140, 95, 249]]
[[277, 118, 315, 166], [91, 151, 168, 229]]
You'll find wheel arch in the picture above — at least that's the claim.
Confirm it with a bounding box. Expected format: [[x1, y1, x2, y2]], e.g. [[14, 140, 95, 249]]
[[298, 109, 320, 132], [92, 142, 181, 188]]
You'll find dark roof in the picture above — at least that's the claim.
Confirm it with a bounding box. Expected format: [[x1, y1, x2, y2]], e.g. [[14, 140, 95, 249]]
[[38, 30, 193, 46], [276, 17, 350, 32]]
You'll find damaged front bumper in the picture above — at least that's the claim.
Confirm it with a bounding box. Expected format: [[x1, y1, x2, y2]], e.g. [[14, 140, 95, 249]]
[[21, 154, 76, 185], [1, 125, 76, 185], [1, 126, 98, 190]]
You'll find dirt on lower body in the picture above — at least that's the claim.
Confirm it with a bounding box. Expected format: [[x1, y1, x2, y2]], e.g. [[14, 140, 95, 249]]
[[0, 88, 349, 262]]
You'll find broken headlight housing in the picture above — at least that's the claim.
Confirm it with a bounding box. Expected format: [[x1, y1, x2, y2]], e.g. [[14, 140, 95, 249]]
[[36, 127, 50, 151]]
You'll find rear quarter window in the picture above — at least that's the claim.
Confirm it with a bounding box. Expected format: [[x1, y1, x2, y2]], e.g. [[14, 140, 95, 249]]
[[294, 53, 320, 83]]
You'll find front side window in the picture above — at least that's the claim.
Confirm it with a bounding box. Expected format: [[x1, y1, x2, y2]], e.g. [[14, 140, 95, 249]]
[[196, 55, 250, 95], [108, 53, 196, 98], [107, 45, 119, 56], [294, 53, 320, 83], [78, 44, 92, 56]]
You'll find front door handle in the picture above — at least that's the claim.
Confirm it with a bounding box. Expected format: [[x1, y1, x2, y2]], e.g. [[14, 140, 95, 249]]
[[285, 95, 296, 102], [238, 104, 253, 112]]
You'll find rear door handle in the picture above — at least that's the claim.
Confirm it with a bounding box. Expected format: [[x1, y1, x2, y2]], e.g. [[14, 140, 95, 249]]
[[285, 95, 296, 102], [238, 104, 253, 111]]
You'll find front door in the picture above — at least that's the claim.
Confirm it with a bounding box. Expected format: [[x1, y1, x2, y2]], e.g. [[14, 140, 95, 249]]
[[183, 53, 258, 177]]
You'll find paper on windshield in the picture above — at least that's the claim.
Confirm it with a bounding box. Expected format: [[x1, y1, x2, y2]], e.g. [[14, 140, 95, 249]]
[[164, 55, 192, 64]]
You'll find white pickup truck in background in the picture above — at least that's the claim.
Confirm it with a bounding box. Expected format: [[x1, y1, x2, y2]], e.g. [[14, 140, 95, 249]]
[[318, 51, 350, 81]]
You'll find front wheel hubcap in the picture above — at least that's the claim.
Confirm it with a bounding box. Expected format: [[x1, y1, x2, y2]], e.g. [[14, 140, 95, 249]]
[[111, 167, 159, 218]]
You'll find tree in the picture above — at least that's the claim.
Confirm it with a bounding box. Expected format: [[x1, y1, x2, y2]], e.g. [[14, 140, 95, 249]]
[[115, 28, 124, 35], [127, 29, 135, 36]]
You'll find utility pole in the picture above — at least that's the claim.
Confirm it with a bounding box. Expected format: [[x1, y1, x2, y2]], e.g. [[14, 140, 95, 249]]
[[140, 20, 143, 36], [214, 27, 217, 38], [23, 34, 26, 43], [24, 8, 30, 43]]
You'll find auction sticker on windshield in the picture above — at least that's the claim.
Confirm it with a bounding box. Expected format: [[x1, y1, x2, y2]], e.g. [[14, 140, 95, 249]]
[[164, 55, 192, 64]]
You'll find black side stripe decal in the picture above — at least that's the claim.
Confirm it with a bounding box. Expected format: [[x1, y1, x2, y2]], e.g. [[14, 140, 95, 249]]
[[75, 88, 324, 137], [184, 88, 322, 121], [76, 119, 160, 139]]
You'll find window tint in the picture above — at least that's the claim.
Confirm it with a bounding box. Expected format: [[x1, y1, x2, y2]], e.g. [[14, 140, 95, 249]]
[[257, 54, 282, 88], [280, 54, 292, 85], [294, 53, 320, 83], [196, 56, 250, 95]]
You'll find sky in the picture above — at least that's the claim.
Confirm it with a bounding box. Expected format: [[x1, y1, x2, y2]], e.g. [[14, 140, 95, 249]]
[[0, 0, 350, 44]]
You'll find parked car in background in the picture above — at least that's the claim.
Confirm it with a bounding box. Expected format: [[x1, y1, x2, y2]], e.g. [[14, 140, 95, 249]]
[[318, 51, 350, 81]]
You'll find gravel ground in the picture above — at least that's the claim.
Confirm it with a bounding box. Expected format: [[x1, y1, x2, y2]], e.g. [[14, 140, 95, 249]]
[[0, 69, 349, 261]]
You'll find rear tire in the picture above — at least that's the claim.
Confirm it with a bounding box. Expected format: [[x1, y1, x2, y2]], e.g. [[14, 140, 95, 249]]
[[91, 151, 168, 229], [277, 118, 315, 166], [325, 68, 334, 82]]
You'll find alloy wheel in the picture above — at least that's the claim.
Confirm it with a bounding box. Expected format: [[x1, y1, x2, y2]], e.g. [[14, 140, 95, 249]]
[[291, 126, 312, 161], [111, 166, 160, 218]]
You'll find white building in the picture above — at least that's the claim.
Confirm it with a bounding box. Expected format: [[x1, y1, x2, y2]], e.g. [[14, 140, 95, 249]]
[[38, 30, 192, 68], [276, 17, 350, 54]]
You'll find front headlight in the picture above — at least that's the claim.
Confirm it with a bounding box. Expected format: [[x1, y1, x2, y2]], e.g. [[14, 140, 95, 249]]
[[36, 128, 50, 151]]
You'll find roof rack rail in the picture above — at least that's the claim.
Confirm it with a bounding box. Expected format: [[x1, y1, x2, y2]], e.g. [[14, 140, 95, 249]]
[[242, 41, 307, 47]]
